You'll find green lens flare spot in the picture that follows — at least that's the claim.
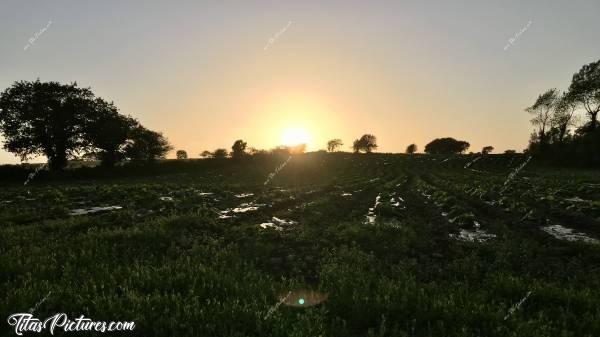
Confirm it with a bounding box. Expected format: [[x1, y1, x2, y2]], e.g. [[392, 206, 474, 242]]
[[298, 298, 305, 305]]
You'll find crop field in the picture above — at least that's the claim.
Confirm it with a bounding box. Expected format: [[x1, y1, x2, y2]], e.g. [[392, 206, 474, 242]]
[[1, 153, 600, 336]]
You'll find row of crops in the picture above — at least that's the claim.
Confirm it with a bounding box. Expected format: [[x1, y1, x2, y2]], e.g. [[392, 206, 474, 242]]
[[1, 153, 599, 336]]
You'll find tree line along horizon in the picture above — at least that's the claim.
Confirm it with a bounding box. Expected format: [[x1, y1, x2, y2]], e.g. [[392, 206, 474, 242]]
[[0, 79, 500, 171], [0, 80, 499, 170], [0, 58, 598, 171], [525, 58, 600, 166]]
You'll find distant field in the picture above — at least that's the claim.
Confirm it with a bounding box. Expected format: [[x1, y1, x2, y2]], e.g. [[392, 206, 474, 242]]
[[2, 153, 600, 336]]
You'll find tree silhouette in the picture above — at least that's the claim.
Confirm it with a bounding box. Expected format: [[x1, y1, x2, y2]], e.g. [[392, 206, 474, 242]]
[[123, 126, 172, 162], [352, 134, 378, 153], [212, 148, 228, 159], [200, 150, 212, 158], [0, 80, 93, 171], [504, 150, 517, 154], [0, 80, 172, 169], [524, 61, 600, 165], [481, 146, 494, 154], [406, 144, 417, 154], [176, 150, 188, 159], [82, 98, 137, 167], [424, 138, 470, 154], [327, 139, 343, 152], [550, 91, 578, 143], [526, 89, 558, 148], [568, 59, 600, 131], [231, 139, 247, 159]]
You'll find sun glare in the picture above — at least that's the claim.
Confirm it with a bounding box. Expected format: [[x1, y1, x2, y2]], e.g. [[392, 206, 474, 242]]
[[281, 127, 311, 147]]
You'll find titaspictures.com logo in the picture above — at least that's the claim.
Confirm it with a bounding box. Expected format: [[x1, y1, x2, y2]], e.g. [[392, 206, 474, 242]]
[[7, 313, 135, 335]]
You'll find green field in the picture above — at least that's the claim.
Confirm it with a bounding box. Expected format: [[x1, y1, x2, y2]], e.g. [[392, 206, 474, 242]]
[[2, 153, 600, 336]]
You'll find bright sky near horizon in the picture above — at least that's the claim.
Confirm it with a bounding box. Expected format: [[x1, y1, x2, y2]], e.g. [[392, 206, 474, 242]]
[[1, 0, 600, 164]]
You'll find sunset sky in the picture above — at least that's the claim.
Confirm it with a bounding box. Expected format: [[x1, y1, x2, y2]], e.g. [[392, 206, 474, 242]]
[[1, 0, 600, 164]]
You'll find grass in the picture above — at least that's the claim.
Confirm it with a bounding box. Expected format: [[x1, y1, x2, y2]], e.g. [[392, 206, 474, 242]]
[[1, 152, 599, 336]]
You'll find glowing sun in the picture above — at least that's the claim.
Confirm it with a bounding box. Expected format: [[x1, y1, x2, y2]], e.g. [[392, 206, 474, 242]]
[[281, 127, 311, 147]]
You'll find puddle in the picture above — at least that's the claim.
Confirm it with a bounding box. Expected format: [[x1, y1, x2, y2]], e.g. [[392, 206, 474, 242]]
[[70, 206, 123, 216], [259, 217, 297, 230], [259, 222, 282, 230], [541, 224, 598, 244], [564, 197, 587, 203], [232, 203, 264, 213], [221, 202, 266, 216], [272, 217, 297, 226], [235, 193, 254, 198], [390, 197, 405, 208], [364, 194, 382, 224], [197, 192, 214, 196], [159, 197, 174, 202], [450, 229, 496, 242], [341, 192, 352, 197]]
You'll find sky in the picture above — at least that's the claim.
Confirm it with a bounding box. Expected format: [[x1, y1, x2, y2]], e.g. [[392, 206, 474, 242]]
[[1, 0, 600, 164]]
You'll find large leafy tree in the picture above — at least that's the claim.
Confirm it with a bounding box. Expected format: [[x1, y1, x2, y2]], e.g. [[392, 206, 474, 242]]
[[82, 98, 137, 167], [123, 125, 173, 162], [424, 137, 470, 154], [0, 80, 93, 171], [568, 59, 600, 131], [352, 134, 378, 153]]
